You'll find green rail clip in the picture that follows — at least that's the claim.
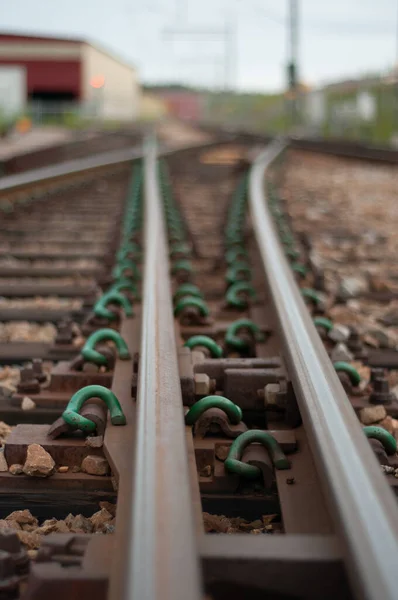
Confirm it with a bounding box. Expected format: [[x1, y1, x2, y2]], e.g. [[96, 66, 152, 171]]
[[363, 426, 397, 455], [225, 247, 248, 264], [301, 288, 321, 306], [174, 296, 209, 318], [112, 259, 140, 281], [185, 395, 242, 426], [171, 259, 193, 276], [81, 328, 130, 366], [226, 263, 252, 285], [62, 385, 126, 432], [224, 430, 290, 478], [333, 362, 361, 387], [94, 291, 133, 320], [173, 283, 203, 303], [226, 282, 256, 309], [313, 317, 333, 333], [184, 335, 223, 358], [225, 319, 264, 351]]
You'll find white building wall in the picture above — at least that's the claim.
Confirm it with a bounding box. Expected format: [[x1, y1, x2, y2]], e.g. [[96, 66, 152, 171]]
[[305, 89, 325, 127], [81, 43, 139, 121], [0, 66, 26, 116]]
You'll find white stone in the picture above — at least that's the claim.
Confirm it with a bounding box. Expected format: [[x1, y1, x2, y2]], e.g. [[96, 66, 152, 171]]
[[81, 455, 110, 476], [21, 396, 36, 411], [338, 276, 368, 299], [328, 324, 351, 343], [23, 444, 55, 478], [359, 405, 387, 425], [0, 449, 8, 472], [330, 343, 354, 363]]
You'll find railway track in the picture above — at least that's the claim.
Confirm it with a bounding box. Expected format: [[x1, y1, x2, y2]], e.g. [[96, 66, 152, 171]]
[[0, 129, 144, 176], [0, 132, 396, 600]]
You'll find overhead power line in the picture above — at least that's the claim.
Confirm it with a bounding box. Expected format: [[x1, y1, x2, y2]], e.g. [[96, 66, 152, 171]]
[[240, 0, 394, 36]]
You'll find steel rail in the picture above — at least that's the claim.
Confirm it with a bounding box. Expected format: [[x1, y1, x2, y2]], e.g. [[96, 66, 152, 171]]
[[289, 136, 398, 163], [0, 140, 221, 199], [200, 122, 398, 163], [1, 126, 394, 198], [110, 135, 202, 600], [249, 139, 398, 600], [0, 146, 142, 194]]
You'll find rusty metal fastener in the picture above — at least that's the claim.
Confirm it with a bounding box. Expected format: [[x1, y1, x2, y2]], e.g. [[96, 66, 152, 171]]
[[31, 358, 47, 383], [264, 383, 280, 406], [17, 366, 40, 394], [369, 378, 393, 405]]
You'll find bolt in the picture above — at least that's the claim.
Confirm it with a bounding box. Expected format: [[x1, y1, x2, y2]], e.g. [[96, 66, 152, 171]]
[[0, 531, 20, 555], [369, 377, 393, 405], [370, 368, 385, 383], [313, 271, 325, 291], [179, 307, 200, 326], [194, 373, 216, 396], [55, 320, 74, 345], [17, 367, 40, 394], [0, 549, 16, 580], [264, 383, 280, 406], [32, 359, 46, 383], [194, 345, 212, 359], [286, 477, 295, 485], [0, 530, 28, 576], [347, 329, 361, 349], [347, 328, 367, 358]]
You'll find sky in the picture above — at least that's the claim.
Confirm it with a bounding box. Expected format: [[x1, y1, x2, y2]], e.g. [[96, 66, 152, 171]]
[[0, 0, 397, 92]]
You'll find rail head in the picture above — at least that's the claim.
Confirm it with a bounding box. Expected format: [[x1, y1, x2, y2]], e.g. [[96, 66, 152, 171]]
[[249, 140, 398, 600], [109, 134, 202, 600]]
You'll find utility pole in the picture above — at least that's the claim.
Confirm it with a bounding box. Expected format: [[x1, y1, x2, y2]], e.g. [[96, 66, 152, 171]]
[[287, 0, 299, 127]]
